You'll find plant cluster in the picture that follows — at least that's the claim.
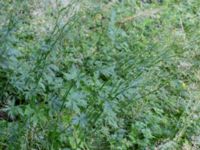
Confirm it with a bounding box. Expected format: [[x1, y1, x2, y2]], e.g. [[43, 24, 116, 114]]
[[0, 0, 200, 149]]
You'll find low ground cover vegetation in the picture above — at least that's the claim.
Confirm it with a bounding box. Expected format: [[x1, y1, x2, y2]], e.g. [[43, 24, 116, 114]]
[[0, 0, 200, 149]]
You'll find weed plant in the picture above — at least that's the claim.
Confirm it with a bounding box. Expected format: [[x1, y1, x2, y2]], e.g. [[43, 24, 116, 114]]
[[0, 0, 200, 149]]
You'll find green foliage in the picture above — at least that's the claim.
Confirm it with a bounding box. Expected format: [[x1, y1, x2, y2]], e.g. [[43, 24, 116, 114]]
[[0, 0, 200, 149]]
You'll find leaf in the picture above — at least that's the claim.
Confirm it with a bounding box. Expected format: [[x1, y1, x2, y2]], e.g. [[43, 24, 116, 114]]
[[64, 65, 79, 81], [72, 113, 87, 128], [103, 101, 118, 128], [65, 91, 87, 112]]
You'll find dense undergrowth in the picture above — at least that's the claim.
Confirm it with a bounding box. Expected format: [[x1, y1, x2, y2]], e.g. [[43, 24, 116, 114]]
[[0, 0, 200, 149]]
